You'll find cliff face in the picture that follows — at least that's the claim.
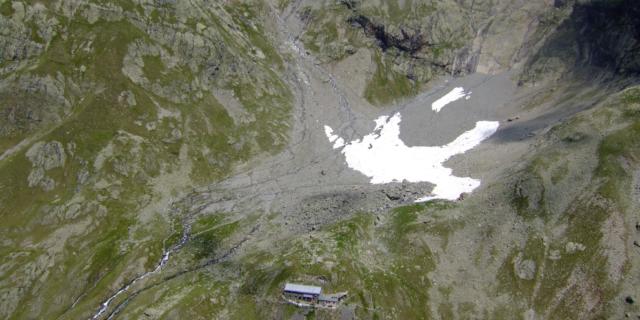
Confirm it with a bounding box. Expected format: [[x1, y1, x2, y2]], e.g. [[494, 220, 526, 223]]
[[295, 0, 640, 102], [523, 0, 640, 82], [289, 0, 565, 105], [1, 0, 640, 319]]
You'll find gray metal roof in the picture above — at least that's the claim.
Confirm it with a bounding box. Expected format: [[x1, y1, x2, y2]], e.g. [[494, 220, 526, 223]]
[[319, 294, 338, 302], [319, 292, 347, 302], [284, 283, 322, 295]]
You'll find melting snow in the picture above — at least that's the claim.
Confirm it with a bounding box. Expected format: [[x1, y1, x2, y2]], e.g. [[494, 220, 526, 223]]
[[431, 87, 471, 112], [324, 113, 499, 202], [324, 125, 345, 149]]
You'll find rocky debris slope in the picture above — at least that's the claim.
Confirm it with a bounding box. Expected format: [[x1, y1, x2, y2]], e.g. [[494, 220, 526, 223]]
[[289, 0, 563, 105]]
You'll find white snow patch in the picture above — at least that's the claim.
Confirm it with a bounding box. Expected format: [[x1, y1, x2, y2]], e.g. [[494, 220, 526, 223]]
[[324, 113, 499, 202], [324, 125, 345, 148], [431, 87, 471, 112]]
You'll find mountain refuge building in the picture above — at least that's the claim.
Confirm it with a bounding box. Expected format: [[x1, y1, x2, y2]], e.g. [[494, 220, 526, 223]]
[[282, 283, 347, 308], [283, 283, 322, 303]]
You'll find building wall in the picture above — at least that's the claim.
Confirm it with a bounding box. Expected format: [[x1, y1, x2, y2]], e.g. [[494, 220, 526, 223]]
[[284, 292, 318, 303]]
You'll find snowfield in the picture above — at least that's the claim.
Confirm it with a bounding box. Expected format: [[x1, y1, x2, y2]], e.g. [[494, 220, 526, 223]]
[[324, 112, 499, 202], [431, 87, 471, 112]]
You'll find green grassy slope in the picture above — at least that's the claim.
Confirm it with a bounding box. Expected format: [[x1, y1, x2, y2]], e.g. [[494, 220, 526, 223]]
[[108, 85, 640, 319], [0, 1, 292, 318]]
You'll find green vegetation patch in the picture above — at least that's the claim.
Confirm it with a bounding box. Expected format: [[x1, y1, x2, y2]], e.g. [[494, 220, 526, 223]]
[[190, 217, 239, 260], [224, 2, 284, 68], [596, 119, 640, 201], [330, 213, 372, 250], [497, 89, 640, 317], [364, 52, 417, 106], [141, 55, 164, 81], [300, 4, 365, 60], [0, 1, 297, 318], [1, 0, 14, 17], [496, 235, 545, 300]]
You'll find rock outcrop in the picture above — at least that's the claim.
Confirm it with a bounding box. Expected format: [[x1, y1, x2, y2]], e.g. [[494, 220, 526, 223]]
[[26, 141, 66, 191]]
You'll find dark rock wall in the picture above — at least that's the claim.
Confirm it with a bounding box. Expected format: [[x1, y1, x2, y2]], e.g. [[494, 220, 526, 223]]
[[524, 0, 640, 81]]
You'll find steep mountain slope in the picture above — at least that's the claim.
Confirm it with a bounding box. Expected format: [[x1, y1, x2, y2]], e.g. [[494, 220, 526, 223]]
[[0, 0, 639, 319], [291, 0, 556, 105], [0, 1, 293, 318]]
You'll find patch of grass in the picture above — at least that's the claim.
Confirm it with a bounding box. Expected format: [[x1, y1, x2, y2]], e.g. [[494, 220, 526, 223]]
[[330, 213, 371, 250], [491, 304, 525, 319], [0, 0, 14, 17], [425, 219, 465, 249], [512, 171, 547, 219], [0, 88, 63, 154], [186, 93, 247, 183], [596, 120, 640, 201], [86, 216, 134, 286], [300, 5, 362, 60], [225, 2, 283, 68], [190, 220, 239, 260], [191, 214, 226, 234], [302, 20, 339, 55], [387, 201, 460, 249], [503, 99, 640, 317], [227, 76, 292, 154], [621, 87, 640, 104], [438, 302, 455, 319], [142, 55, 164, 81], [550, 162, 569, 184], [364, 51, 417, 106], [165, 277, 230, 318], [496, 235, 545, 300], [121, 271, 233, 319], [391, 204, 420, 229], [277, 0, 292, 10], [458, 302, 478, 318], [532, 202, 611, 316]]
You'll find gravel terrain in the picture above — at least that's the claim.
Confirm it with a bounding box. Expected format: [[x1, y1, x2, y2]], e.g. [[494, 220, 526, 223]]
[[178, 9, 540, 235]]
